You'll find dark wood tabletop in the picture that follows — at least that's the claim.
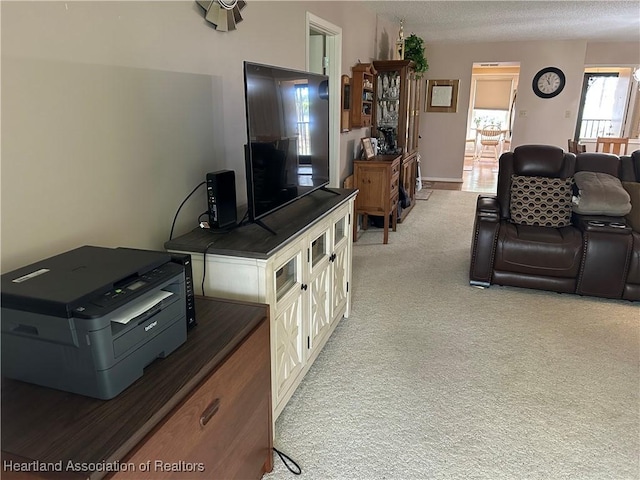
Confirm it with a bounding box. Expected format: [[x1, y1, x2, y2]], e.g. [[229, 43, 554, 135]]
[[1, 297, 268, 480]]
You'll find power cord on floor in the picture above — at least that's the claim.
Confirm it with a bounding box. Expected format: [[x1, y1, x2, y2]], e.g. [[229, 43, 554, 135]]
[[273, 447, 301, 475]]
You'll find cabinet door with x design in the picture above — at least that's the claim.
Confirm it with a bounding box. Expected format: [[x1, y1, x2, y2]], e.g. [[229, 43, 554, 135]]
[[272, 240, 307, 413], [270, 201, 353, 418], [307, 221, 333, 355]]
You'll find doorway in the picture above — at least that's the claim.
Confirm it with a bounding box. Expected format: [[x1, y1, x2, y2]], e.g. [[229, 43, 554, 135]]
[[306, 13, 342, 188], [462, 62, 520, 193]]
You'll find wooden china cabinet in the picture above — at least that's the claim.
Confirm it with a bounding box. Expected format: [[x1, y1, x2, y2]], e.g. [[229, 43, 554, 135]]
[[372, 60, 422, 222], [351, 63, 377, 128]]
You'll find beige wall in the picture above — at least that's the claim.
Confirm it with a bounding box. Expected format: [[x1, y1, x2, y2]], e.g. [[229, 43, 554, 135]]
[[420, 40, 639, 182], [3, 1, 636, 272], [340, 8, 396, 181], [585, 42, 640, 66], [1, 1, 383, 273]]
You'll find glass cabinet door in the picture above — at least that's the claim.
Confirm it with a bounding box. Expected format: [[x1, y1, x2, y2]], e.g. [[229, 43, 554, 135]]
[[310, 231, 329, 269], [275, 255, 299, 301], [334, 216, 346, 245], [375, 69, 403, 155]]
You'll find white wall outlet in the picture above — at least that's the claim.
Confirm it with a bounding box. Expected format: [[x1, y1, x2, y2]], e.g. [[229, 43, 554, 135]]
[[519, 110, 528, 117], [565, 110, 571, 118]]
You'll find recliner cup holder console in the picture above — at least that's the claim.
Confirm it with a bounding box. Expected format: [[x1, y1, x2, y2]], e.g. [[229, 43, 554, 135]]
[[585, 219, 630, 231], [587, 220, 627, 228]]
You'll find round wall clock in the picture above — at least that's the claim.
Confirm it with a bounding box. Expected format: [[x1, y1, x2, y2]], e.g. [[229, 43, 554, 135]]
[[532, 67, 566, 98]]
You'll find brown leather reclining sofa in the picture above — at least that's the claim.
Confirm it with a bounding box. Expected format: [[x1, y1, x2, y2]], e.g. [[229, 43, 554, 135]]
[[469, 145, 639, 301]]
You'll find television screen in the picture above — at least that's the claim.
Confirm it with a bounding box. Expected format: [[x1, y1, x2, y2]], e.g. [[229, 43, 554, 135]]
[[243, 62, 330, 221]]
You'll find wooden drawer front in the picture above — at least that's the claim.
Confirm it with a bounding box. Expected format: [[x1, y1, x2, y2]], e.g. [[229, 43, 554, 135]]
[[391, 193, 399, 211], [390, 171, 400, 192], [113, 320, 271, 480], [391, 159, 400, 177]]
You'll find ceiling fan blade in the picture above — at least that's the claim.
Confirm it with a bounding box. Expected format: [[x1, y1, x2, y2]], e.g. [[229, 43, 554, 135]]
[[204, 3, 221, 27], [196, 1, 213, 11], [226, 9, 238, 31], [231, 5, 243, 26], [215, 6, 230, 31]]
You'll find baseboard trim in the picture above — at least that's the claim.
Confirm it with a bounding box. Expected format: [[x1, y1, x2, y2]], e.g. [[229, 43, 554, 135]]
[[422, 177, 463, 184]]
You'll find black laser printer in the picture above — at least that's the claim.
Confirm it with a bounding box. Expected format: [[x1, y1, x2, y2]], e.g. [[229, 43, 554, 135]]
[[1, 246, 187, 399]]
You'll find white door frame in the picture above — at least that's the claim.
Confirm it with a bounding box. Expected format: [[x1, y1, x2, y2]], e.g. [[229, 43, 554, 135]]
[[306, 13, 342, 188]]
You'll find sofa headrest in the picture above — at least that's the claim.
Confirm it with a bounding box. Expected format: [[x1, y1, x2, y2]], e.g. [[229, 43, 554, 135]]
[[575, 152, 620, 177], [620, 150, 640, 182], [512, 145, 574, 178]]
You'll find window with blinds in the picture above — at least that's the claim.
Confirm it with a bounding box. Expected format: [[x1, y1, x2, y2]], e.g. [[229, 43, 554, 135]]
[[474, 79, 513, 110]]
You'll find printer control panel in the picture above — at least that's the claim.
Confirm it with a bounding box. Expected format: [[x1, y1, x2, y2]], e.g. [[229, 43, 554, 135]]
[[92, 268, 169, 307], [74, 264, 183, 318]]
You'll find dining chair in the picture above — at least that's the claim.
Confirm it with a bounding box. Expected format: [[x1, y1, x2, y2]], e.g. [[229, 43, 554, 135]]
[[478, 125, 502, 161], [567, 139, 586, 154], [502, 130, 512, 153], [596, 136, 629, 155]]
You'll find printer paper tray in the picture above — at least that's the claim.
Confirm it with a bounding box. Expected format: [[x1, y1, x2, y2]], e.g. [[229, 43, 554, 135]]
[[111, 290, 174, 325]]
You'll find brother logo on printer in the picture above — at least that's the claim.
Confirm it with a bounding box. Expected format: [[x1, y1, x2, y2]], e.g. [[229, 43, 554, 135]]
[[145, 321, 158, 332]]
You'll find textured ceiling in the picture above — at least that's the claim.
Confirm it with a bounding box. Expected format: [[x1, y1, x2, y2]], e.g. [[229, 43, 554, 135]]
[[364, 1, 640, 43]]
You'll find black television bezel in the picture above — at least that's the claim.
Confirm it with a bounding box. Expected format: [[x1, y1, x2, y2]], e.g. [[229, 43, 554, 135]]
[[243, 61, 330, 223]]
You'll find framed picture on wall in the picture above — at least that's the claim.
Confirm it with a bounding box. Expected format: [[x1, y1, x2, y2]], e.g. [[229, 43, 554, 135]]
[[341, 75, 351, 132], [425, 79, 459, 113]]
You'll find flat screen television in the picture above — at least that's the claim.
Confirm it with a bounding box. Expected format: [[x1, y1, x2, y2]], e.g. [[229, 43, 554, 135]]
[[243, 61, 330, 224]]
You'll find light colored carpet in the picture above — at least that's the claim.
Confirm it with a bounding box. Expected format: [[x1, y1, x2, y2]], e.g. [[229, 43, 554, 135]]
[[264, 190, 640, 480]]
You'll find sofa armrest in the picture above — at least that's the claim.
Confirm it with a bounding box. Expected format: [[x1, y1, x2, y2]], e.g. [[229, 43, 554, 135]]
[[575, 215, 634, 298], [476, 195, 501, 222], [469, 196, 501, 287]]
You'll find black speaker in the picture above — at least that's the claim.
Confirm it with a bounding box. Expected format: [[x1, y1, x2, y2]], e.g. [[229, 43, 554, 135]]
[[170, 253, 197, 330], [206, 170, 237, 229]]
